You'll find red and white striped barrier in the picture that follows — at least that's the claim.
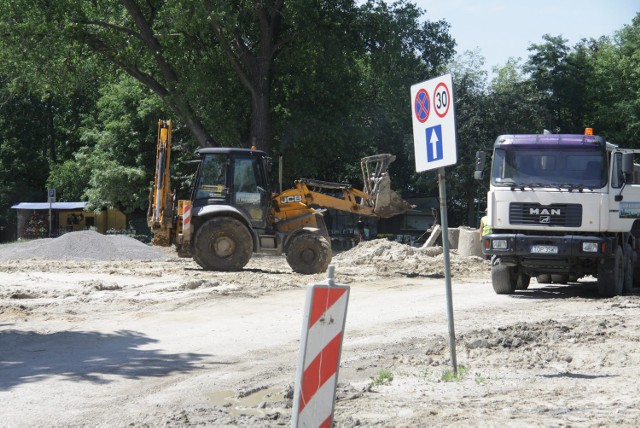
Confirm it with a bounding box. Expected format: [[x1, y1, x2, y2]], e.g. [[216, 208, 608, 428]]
[[292, 266, 350, 428], [182, 202, 192, 240]]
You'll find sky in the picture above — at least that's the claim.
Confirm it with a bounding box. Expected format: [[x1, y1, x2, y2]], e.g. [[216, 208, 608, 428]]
[[416, 0, 639, 73]]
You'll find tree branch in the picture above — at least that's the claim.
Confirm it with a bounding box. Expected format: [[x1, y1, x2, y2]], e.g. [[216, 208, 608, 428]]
[[122, 0, 179, 87], [74, 20, 141, 39], [209, 19, 255, 96]]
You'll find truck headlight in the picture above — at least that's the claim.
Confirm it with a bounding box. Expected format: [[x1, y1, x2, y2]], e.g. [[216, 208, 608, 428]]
[[582, 242, 598, 253], [492, 239, 508, 250]]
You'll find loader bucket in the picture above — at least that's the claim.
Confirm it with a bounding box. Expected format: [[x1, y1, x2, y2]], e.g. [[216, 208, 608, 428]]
[[361, 154, 414, 218]]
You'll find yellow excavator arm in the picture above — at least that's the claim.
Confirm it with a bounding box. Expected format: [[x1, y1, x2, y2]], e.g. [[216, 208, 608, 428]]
[[147, 119, 175, 246], [272, 154, 413, 234]]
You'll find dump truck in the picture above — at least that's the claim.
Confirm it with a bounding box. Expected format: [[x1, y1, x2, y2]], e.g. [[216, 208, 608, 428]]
[[148, 120, 412, 274], [476, 128, 640, 297]]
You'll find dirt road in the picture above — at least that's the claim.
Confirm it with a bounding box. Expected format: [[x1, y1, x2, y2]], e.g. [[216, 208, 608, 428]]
[[1, 235, 640, 426]]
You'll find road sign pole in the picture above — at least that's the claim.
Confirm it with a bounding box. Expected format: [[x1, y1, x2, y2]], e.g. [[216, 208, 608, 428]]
[[48, 201, 52, 238], [411, 74, 458, 375], [437, 167, 458, 374]]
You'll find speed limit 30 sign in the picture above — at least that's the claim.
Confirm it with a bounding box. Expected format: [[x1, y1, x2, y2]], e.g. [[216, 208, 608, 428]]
[[410, 74, 457, 172]]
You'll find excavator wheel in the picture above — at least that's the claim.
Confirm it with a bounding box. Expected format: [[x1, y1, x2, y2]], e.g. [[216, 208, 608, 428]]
[[193, 217, 252, 271], [286, 231, 332, 275]]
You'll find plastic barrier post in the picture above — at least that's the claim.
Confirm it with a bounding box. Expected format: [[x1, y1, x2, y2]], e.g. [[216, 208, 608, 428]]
[[292, 266, 350, 428]]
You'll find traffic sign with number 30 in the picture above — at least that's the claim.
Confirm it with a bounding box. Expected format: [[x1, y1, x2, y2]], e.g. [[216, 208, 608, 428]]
[[410, 74, 457, 172]]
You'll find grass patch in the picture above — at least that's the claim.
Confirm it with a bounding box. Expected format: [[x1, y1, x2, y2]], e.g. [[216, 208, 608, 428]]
[[441, 364, 469, 382], [474, 373, 488, 385], [370, 369, 394, 388]]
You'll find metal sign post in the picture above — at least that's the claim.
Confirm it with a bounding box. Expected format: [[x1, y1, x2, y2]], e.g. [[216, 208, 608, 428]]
[[48, 188, 56, 238], [437, 167, 457, 373], [410, 74, 458, 374]]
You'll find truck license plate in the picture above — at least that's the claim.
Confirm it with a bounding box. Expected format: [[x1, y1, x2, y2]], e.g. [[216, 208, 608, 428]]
[[531, 245, 558, 254]]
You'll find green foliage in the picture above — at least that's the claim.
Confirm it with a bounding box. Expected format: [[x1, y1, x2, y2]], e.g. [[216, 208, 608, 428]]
[[84, 155, 148, 213], [370, 369, 394, 387], [441, 364, 469, 382], [590, 13, 640, 145]]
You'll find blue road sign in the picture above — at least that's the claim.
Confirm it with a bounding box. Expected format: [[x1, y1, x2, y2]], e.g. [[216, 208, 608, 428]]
[[426, 125, 443, 162]]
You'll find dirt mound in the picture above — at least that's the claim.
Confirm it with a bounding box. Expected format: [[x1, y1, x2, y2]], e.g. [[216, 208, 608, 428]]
[[0, 230, 167, 261], [333, 239, 488, 278]]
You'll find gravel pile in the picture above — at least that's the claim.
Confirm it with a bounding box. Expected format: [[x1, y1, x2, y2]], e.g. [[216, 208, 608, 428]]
[[0, 231, 167, 261]]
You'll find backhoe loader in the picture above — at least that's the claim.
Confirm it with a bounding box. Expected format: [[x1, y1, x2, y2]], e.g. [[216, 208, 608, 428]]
[[148, 120, 413, 274]]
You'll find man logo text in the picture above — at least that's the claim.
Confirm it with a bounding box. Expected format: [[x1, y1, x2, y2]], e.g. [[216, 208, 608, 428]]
[[530, 208, 561, 216]]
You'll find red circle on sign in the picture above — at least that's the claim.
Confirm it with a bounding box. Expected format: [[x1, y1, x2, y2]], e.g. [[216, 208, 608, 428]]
[[434, 82, 450, 118], [414, 89, 430, 123]]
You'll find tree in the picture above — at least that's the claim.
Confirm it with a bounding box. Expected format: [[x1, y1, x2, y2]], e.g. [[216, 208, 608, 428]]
[[1, 0, 458, 219], [525, 34, 602, 133], [591, 13, 640, 145], [48, 76, 168, 211], [444, 49, 489, 226]]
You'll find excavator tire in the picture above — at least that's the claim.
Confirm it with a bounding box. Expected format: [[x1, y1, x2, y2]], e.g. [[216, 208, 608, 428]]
[[193, 217, 252, 271], [286, 231, 332, 275]]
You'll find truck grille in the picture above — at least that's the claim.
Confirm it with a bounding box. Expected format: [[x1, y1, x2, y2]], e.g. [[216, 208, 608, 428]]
[[509, 203, 582, 227]]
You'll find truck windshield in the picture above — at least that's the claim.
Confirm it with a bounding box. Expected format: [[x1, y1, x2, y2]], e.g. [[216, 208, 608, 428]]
[[491, 147, 607, 189]]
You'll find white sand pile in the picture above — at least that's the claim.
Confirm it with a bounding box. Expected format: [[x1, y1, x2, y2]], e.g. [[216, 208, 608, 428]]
[[333, 238, 488, 278], [0, 230, 167, 262]]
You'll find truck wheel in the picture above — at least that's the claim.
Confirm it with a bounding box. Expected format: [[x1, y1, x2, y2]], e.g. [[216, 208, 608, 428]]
[[624, 243, 634, 293], [193, 217, 253, 271], [286, 232, 332, 274], [597, 245, 624, 297], [491, 262, 516, 294], [515, 274, 530, 290], [536, 274, 551, 284]]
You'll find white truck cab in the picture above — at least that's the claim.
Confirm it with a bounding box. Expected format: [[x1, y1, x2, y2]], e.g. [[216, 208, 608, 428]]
[[478, 129, 640, 297]]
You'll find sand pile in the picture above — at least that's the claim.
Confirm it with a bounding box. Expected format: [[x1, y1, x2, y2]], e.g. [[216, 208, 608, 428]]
[[0, 231, 167, 262], [333, 238, 488, 278]]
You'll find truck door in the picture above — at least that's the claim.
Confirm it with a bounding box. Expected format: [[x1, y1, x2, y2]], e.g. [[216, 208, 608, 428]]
[[232, 156, 268, 229], [610, 151, 640, 228]]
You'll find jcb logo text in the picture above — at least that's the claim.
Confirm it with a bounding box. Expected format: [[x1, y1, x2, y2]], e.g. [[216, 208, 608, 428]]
[[281, 195, 303, 204]]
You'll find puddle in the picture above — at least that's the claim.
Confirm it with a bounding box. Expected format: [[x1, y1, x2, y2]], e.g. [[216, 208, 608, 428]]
[[208, 387, 283, 416]]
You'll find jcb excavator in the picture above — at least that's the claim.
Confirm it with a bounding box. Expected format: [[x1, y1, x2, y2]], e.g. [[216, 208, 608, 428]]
[[148, 120, 412, 274]]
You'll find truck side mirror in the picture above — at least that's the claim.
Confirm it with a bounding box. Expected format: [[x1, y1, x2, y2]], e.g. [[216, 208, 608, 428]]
[[622, 153, 634, 182], [474, 151, 486, 180]]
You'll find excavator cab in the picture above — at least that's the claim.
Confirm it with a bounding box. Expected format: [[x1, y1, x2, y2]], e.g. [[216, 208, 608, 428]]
[[192, 148, 272, 230]]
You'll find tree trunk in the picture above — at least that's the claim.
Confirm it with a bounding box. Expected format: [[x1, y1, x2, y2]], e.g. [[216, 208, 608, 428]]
[[249, 56, 273, 152], [47, 99, 56, 163]]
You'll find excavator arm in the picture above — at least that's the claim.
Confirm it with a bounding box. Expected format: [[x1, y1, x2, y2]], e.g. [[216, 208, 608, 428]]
[[147, 120, 175, 246], [272, 154, 413, 233]]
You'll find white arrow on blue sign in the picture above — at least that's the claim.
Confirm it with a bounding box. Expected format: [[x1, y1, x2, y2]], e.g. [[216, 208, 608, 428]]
[[410, 74, 457, 172]]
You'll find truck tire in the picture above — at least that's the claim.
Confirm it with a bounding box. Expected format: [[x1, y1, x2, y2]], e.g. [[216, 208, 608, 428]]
[[491, 262, 516, 294], [515, 274, 531, 290], [286, 232, 332, 274], [193, 217, 253, 271], [624, 243, 634, 293], [597, 245, 624, 297], [536, 274, 551, 284]]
